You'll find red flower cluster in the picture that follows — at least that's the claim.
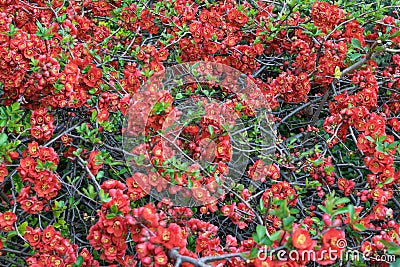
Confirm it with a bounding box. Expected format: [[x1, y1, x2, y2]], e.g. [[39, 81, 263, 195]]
[[315, 41, 347, 86], [25, 225, 99, 267], [87, 150, 103, 176], [344, 21, 365, 47], [311, 2, 344, 31], [87, 180, 188, 266], [30, 108, 54, 141], [262, 181, 298, 207], [270, 71, 311, 103], [126, 173, 149, 201], [307, 154, 335, 187], [87, 181, 131, 263], [316, 228, 346, 265], [17, 142, 60, 213], [291, 38, 317, 71], [0, 163, 8, 183], [0, 211, 17, 232], [337, 177, 355, 196], [247, 160, 280, 182], [221, 189, 255, 229], [120, 63, 143, 96], [125, 86, 239, 203], [88, 211, 129, 262]]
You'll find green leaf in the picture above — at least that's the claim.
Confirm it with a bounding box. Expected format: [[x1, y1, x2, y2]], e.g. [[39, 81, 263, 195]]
[[351, 38, 363, 50], [252, 232, 259, 243], [91, 110, 98, 122], [334, 66, 341, 79], [17, 222, 28, 236], [376, 143, 385, 153], [256, 225, 266, 240], [96, 170, 104, 179], [282, 216, 295, 230], [353, 223, 366, 232], [333, 207, 350, 216], [366, 136, 375, 142], [380, 240, 400, 256], [188, 178, 193, 188], [105, 213, 117, 219], [312, 158, 323, 167], [7, 230, 17, 239], [13, 175, 23, 193], [260, 199, 265, 211], [208, 125, 214, 136], [100, 189, 111, 203], [335, 197, 350, 205], [11, 102, 20, 111], [274, 199, 291, 219], [349, 53, 362, 61], [110, 204, 118, 214], [261, 236, 273, 246], [270, 230, 282, 241], [0, 133, 8, 145], [290, 208, 300, 214], [82, 65, 91, 74], [384, 177, 394, 185], [5, 24, 17, 36], [249, 247, 259, 259], [73, 256, 84, 267], [378, 135, 387, 142], [318, 205, 329, 214], [348, 204, 355, 222], [36, 21, 54, 40], [388, 30, 400, 39]]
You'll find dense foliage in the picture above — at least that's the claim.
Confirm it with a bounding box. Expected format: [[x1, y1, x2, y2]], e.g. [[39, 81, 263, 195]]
[[0, 0, 400, 266]]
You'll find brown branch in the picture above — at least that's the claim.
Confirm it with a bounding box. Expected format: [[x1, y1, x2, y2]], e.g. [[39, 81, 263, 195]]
[[303, 42, 384, 142]]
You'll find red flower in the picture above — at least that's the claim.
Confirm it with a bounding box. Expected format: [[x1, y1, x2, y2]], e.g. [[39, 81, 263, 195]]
[[39, 147, 59, 165], [228, 9, 248, 25], [154, 251, 168, 266], [215, 137, 232, 161], [0, 164, 8, 183], [27, 142, 40, 157], [192, 187, 211, 202], [152, 223, 185, 250], [102, 245, 117, 262], [322, 228, 345, 250], [42, 226, 56, 244], [141, 204, 159, 227], [105, 217, 127, 238], [291, 227, 314, 250], [0, 211, 17, 231], [33, 172, 60, 200], [83, 65, 102, 87], [337, 178, 355, 196], [101, 180, 126, 192], [46, 255, 64, 267], [97, 109, 109, 123], [365, 157, 385, 173], [87, 150, 103, 176]]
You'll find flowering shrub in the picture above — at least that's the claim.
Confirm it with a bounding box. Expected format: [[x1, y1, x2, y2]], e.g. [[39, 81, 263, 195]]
[[0, 0, 400, 266]]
